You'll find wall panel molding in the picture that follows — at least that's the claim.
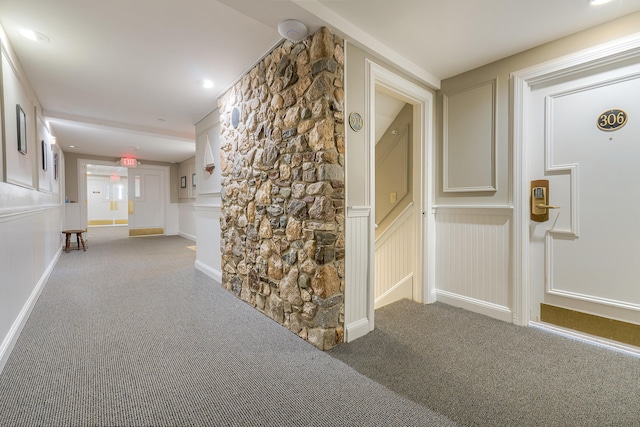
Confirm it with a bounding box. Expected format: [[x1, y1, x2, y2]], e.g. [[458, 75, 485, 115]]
[[443, 78, 497, 192], [0, 204, 60, 223]]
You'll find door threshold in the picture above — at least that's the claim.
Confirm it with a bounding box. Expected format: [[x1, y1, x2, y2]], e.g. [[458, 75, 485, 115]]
[[530, 321, 640, 358]]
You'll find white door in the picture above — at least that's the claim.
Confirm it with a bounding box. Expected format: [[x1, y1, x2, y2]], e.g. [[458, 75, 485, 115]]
[[128, 166, 167, 236], [529, 59, 640, 334]]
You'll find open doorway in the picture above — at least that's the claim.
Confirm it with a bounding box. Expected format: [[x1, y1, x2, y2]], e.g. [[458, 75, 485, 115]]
[[86, 164, 128, 227], [344, 60, 435, 343], [373, 91, 417, 309]]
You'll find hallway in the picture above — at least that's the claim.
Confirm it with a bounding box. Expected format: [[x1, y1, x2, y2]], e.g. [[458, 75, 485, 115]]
[[0, 229, 453, 426]]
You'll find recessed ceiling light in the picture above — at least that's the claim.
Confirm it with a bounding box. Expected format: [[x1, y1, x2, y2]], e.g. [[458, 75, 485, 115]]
[[68, 145, 77, 148], [198, 79, 214, 89], [589, 0, 613, 5], [19, 28, 50, 43]]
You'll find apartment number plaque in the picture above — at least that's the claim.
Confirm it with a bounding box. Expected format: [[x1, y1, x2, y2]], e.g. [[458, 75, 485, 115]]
[[597, 109, 627, 131]]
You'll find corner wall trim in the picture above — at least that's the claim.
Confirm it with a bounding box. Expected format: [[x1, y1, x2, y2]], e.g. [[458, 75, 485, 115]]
[[0, 247, 62, 374], [195, 260, 222, 284], [345, 318, 371, 342], [179, 232, 196, 242]]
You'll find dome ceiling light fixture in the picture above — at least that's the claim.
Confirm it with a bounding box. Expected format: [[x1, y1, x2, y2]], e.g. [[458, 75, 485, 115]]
[[277, 19, 308, 42]]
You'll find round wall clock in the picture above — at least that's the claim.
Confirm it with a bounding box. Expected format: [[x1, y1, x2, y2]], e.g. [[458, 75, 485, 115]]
[[349, 112, 363, 132]]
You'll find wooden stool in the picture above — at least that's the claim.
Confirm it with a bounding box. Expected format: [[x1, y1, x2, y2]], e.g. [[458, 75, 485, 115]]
[[62, 230, 87, 253]]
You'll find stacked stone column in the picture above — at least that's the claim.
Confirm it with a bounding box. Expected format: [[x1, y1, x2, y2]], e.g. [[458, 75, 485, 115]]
[[218, 28, 345, 350]]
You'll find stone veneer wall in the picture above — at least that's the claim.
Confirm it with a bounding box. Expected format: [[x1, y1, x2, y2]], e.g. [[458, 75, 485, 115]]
[[217, 28, 345, 350]]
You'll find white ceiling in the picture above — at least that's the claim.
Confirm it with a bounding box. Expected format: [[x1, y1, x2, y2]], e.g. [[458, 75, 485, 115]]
[[1, 0, 640, 163]]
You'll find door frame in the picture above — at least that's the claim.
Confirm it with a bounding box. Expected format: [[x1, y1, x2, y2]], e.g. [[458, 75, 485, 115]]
[[512, 33, 640, 326], [365, 60, 436, 327]]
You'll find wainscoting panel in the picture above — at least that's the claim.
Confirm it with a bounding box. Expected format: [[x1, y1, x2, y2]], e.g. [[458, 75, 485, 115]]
[[194, 201, 222, 283], [178, 202, 196, 241], [0, 204, 63, 373], [375, 205, 414, 308], [435, 208, 512, 321], [345, 206, 372, 341]]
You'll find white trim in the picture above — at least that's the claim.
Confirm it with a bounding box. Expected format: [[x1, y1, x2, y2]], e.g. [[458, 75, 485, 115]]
[[434, 205, 513, 215], [346, 205, 371, 217], [547, 284, 640, 313], [345, 318, 371, 342], [195, 259, 222, 284], [530, 321, 640, 358], [375, 273, 413, 309], [0, 247, 62, 374], [194, 203, 222, 213], [375, 202, 413, 246], [436, 290, 513, 323], [513, 32, 640, 85], [0, 204, 60, 222], [366, 59, 436, 314], [512, 32, 640, 327], [179, 232, 196, 242]]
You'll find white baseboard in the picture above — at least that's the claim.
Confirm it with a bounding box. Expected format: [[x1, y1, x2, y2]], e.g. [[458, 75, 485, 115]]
[[436, 289, 512, 323], [195, 259, 222, 284], [375, 274, 413, 309], [0, 247, 62, 374], [179, 232, 196, 241], [345, 318, 371, 342]]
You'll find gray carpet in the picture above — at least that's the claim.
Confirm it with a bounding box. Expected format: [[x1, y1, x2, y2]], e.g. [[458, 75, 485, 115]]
[[329, 299, 640, 426], [0, 227, 455, 426]]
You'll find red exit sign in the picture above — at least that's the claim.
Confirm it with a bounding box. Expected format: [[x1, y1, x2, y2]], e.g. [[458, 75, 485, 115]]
[[121, 158, 137, 168]]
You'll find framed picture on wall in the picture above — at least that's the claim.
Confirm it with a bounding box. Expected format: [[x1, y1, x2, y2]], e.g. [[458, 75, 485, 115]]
[[180, 176, 187, 188], [192, 172, 196, 187], [17, 105, 27, 154], [41, 140, 47, 170]]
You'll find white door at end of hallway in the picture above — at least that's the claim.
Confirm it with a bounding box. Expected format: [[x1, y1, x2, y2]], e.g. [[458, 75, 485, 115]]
[[128, 167, 165, 234]]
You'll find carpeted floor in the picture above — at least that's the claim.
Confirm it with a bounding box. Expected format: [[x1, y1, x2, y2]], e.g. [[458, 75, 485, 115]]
[[329, 299, 640, 426], [0, 227, 455, 427]]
